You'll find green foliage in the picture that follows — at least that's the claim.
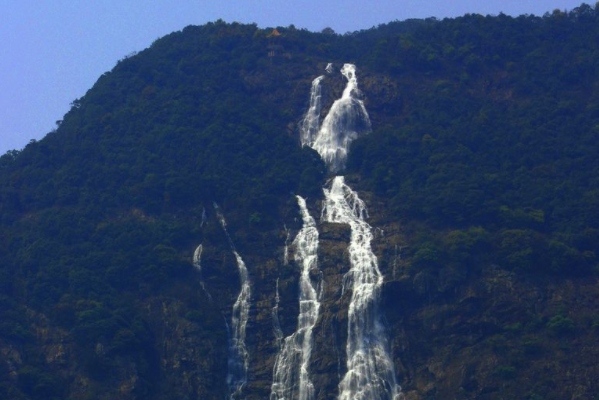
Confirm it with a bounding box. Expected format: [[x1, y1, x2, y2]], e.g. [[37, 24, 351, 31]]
[[443, 227, 489, 266], [0, 9, 599, 397], [494, 365, 517, 379], [412, 242, 442, 269], [527, 392, 544, 400], [348, 5, 599, 277], [185, 310, 203, 323], [17, 366, 64, 400], [0, 21, 328, 398], [488, 334, 509, 352], [521, 338, 544, 356], [504, 322, 523, 333], [546, 314, 576, 335]]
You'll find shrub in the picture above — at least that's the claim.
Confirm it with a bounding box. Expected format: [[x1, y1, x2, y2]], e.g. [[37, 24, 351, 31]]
[[546, 315, 575, 335], [495, 365, 517, 379]]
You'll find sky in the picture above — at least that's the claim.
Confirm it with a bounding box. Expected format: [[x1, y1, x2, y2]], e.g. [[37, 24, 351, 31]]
[[0, 0, 590, 155]]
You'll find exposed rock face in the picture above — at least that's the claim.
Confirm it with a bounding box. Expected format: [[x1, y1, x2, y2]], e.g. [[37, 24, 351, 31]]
[[384, 265, 599, 400], [177, 193, 599, 400], [3, 19, 599, 400], [363, 188, 599, 400], [310, 221, 351, 400], [144, 297, 228, 399], [0, 293, 227, 400], [176, 186, 599, 400], [1, 185, 597, 400]]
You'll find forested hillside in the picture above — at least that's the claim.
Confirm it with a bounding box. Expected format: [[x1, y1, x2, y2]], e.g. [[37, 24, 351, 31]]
[[1, 4, 598, 399]]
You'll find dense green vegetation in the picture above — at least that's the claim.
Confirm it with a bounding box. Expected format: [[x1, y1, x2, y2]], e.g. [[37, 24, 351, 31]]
[[348, 4, 599, 276], [0, 5, 598, 398], [0, 22, 326, 399]]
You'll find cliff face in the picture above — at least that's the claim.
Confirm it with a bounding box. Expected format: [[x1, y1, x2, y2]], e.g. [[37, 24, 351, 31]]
[[176, 185, 599, 400], [2, 12, 599, 400], [365, 191, 599, 400], [2, 193, 597, 400]]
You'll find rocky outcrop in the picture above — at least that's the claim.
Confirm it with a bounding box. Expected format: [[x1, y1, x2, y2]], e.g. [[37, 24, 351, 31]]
[[188, 185, 599, 400], [310, 221, 351, 400], [361, 185, 599, 400], [2, 185, 597, 400]]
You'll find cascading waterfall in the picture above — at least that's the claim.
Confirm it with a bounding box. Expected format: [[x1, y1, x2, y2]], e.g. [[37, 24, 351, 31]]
[[270, 196, 322, 400], [193, 244, 203, 272], [272, 278, 284, 347], [284, 225, 291, 266], [310, 64, 372, 173], [228, 251, 251, 399], [201, 206, 207, 227], [193, 244, 213, 300], [298, 64, 399, 399], [214, 204, 252, 399], [300, 75, 325, 147], [322, 177, 399, 400], [203, 62, 395, 399]]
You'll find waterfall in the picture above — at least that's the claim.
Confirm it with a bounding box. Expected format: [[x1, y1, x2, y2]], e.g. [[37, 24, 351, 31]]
[[201, 206, 207, 227], [228, 250, 251, 399], [193, 244, 203, 272], [300, 75, 325, 147], [322, 176, 399, 400], [310, 64, 372, 173], [270, 196, 322, 400], [273, 278, 284, 347], [214, 204, 251, 399], [284, 225, 291, 266], [193, 244, 213, 301], [295, 63, 399, 399]]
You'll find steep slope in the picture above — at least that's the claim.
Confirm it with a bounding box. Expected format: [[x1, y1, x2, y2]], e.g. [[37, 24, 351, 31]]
[[1, 6, 599, 400], [0, 22, 328, 400]]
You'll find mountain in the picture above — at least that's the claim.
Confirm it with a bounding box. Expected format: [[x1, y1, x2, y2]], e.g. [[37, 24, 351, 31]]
[[1, 5, 599, 399]]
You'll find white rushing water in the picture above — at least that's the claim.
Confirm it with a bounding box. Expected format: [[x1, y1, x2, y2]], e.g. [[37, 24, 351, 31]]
[[322, 176, 399, 400], [214, 204, 251, 400], [272, 278, 284, 347], [310, 64, 372, 173], [283, 225, 291, 266], [295, 63, 398, 399], [193, 244, 213, 301], [300, 75, 325, 147], [270, 196, 322, 400], [201, 206, 207, 227], [193, 244, 203, 272], [228, 250, 251, 399]]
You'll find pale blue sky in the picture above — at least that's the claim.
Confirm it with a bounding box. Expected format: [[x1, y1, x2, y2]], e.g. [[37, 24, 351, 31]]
[[0, 0, 590, 154]]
